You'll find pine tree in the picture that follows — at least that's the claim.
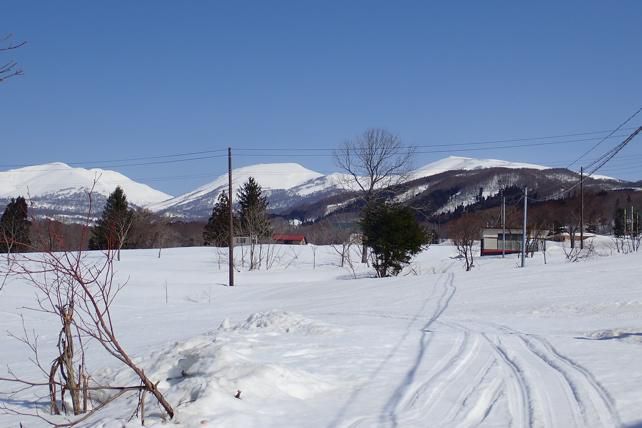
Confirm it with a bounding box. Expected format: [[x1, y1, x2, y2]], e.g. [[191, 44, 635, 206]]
[[361, 203, 427, 277], [0, 196, 31, 255], [614, 207, 625, 237], [237, 177, 271, 241], [203, 191, 235, 246], [89, 186, 133, 258]]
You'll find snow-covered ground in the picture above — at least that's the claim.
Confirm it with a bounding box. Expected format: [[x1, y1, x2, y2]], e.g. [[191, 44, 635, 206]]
[[1, 240, 641, 427]]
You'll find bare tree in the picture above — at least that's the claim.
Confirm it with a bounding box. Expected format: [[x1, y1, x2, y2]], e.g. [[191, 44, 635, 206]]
[[0, 33, 25, 83], [0, 189, 174, 425], [334, 128, 415, 262], [128, 208, 172, 257], [448, 214, 481, 272]]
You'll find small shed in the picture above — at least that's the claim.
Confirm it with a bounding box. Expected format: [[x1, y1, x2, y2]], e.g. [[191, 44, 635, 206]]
[[272, 234, 307, 245], [480, 228, 546, 256]]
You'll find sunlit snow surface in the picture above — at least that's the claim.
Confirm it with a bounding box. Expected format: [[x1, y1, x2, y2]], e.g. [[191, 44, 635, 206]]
[[1, 239, 641, 427]]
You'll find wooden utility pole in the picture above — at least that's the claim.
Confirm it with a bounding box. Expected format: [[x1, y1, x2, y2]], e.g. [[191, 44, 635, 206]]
[[521, 187, 527, 268], [502, 194, 506, 258], [228, 147, 234, 287], [580, 166, 584, 250]]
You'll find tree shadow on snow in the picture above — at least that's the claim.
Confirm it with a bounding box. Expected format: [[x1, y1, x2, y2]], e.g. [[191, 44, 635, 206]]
[[0, 396, 50, 411], [621, 422, 642, 428]]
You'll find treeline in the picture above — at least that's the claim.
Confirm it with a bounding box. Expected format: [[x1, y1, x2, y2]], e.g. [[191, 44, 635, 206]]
[[0, 192, 206, 254]]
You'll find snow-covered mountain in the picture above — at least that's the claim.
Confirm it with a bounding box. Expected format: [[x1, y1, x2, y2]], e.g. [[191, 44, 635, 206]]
[[0, 163, 172, 221], [148, 163, 324, 219], [150, 156, 555, 220], [1, 156, 620, 223], [409, 156, 549, 180]]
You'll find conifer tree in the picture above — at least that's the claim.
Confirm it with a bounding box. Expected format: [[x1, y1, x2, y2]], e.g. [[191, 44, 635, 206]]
[[0, 196, 31, 256], [614, 207, 625, 237], [236, 177, 271, 270], [89, 186, 133, 260], [237, 177, 271, 241], [203, 191, 236, 246], [361, 203, 427, 277]]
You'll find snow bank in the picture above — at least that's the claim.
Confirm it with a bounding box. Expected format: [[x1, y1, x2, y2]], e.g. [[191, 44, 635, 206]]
[[92, 311, 343, 426], [220, 310, 342, 335]]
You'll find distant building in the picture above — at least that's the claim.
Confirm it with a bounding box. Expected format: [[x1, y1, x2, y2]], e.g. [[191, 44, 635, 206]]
[[272, 234, 307, 245], [233, 236, 257, 245], [480, 228, 546, 256]]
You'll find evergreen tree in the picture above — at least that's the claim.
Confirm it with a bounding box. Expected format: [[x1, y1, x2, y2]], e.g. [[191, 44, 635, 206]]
[[614, 207, 625, 237], [237, 177, 271, 240], [203, 191, 236, 246], [0, 196, 31, 254], [361, 203, 427, 277], [89, 186, 133, 256]]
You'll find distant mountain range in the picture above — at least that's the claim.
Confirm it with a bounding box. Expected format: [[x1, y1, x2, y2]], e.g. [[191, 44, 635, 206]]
[[0, 157, 631, 222], [0, 162, 171, 222]]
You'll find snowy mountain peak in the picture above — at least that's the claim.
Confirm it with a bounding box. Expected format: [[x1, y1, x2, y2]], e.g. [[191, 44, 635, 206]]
[[410, 156, 549, 180], [0, 162, 173, 207], [226, 163, 324, 189], [148, 163, 323, 213]]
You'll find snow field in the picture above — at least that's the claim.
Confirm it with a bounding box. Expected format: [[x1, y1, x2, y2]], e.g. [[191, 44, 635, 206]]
[[1, 240, 641, 427]]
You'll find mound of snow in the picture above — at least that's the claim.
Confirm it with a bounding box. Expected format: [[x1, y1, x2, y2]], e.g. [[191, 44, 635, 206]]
[[93, 312, 343, 426], [219, 310, 342, 335], [0, 162, 172, 206], [581, 328, 642, 343]]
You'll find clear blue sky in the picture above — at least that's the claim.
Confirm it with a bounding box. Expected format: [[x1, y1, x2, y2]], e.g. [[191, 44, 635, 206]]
[[1, 1, 641, 195]]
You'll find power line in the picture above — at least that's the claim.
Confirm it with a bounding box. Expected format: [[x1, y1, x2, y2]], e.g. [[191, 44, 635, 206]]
[[0, 153, 229, 172], [0, 126, 633, 169], [0, 150, 228, 169], [567, 107, 642, 169], [233, 134, 632, 158], [528, 125, 642, 203]]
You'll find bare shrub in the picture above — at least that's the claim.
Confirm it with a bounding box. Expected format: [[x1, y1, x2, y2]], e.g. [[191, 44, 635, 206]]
[[564, 239, 595, 262], [0, 190, 174, 425], [448, 214, 481, 272]]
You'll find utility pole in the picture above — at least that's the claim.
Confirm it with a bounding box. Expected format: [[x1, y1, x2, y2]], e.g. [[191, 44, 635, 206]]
[[521, 187, 528, 268], [501, 194, 506, 258], [580, 166, 584, 250], [228, 147, 234, 287]]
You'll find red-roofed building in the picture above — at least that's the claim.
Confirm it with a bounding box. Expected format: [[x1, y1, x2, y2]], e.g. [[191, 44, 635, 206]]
[[272, 234, 307, 245]]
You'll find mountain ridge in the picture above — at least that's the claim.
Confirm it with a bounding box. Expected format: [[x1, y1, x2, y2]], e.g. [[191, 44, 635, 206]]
[[0, 157, 625, 222]]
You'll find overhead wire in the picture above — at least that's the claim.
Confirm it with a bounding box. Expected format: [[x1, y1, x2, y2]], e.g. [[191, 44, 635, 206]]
[[566, 108, 642, 169], [527, 124, 642, 203], [0, 126, 632, 169]]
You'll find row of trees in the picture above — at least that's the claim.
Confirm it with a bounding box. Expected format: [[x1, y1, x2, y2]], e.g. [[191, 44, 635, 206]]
[[203, 177, 272, 270], [203, 177, 271, 247]]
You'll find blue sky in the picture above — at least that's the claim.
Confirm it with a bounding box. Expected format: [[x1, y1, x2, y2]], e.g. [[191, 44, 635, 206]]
[[1, 1, 641, 195]]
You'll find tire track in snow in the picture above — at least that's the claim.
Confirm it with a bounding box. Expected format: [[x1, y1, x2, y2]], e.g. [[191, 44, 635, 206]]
[[397, 333, 499, 427], [491, 324, 621, 427], [379, 272, 457, 427], [333, 269, 455, 428], [427, 320, 506, 428], [450, 364, 504, 427], [401, 329, 471, 411], [482, 333, 533, 428], [528, 335, 621, 427]]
